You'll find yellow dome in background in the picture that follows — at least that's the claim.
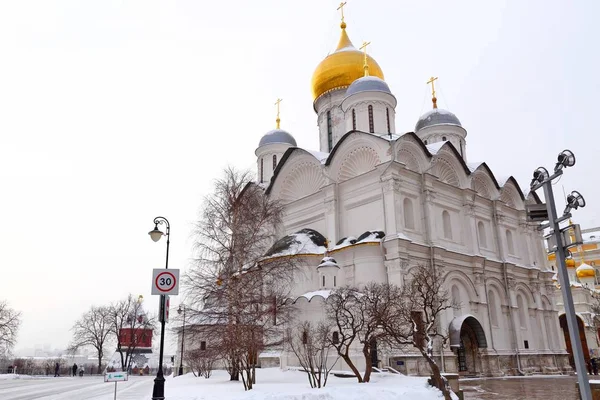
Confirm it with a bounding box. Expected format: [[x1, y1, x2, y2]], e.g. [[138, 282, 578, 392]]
[[311, 23, 385, 101], [576, 262, 596, 278], [565, 258, 576, 268]]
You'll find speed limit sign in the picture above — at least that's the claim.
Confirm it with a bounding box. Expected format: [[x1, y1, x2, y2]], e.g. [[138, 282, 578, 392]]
[[151, 269, 180, 295]]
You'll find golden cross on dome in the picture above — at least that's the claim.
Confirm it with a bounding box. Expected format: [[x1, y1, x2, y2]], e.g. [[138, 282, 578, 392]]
[[427, 76, 438, 109], [360, 41, 371, 76], [337, 2, 347, 28], [275, 98, 283, 129]]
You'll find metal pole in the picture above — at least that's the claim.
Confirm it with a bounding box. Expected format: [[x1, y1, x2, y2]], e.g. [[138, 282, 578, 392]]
[[152, 294, 167, 400], [179, 306, 185, 376], [114, 382, 117, 400], [543, 181, 592, 399]]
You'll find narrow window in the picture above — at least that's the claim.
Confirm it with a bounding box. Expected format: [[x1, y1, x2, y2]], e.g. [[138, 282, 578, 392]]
[[488, 290, 498, 327], [442, 210, 452, 240], [334, 276, 337, 287], [506, 230, 515, 255], [272, 154, 277, 171], [524, 340, 529, 349], [352, 109, 356, 130], [451, 285, 461, 317], [332, 331, 340, 344], [442, 136, 447, 141], [368, 105, 374, 133], [478, 221, 487, 248], [260, 158, 264, 183], [403, 198, 415, 230], [200, 341, 206, 351], [302, 331, 308, 345], [424, 139, 428, 145], [386, 108, 391, 134], [517, 295, 526, 329], [322, 275, 325, 287], [327, 111, 333, 151]]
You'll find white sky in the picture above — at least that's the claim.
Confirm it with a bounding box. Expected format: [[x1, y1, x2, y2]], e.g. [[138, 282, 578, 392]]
[[0, 0, 598, 353]]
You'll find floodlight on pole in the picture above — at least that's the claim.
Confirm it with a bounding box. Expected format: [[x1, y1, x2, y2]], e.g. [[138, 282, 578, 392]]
[[527, 149, 591, 400]]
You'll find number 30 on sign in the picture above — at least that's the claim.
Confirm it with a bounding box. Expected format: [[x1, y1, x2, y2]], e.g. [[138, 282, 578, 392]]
[[152, 269, 180, 296]]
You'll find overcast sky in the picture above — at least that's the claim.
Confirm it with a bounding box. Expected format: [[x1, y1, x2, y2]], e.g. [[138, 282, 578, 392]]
[[0, 0, 598, 353]]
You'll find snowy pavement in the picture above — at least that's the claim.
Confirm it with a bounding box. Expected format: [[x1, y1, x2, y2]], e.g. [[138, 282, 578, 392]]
[[0, 375, 154, 400], [0, 369, 450, 400]]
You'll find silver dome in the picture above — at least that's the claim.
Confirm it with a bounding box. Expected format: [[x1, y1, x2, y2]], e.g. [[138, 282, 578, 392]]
[[258, 129, 297, 147], [345, 76, 392, 97], [415, 108, 462, 132]]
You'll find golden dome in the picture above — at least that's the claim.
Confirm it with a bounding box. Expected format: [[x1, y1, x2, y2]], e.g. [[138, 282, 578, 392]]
[[311, 23, 385, 101], [576, 263, 595, 278], [565, 258, 576, 268]]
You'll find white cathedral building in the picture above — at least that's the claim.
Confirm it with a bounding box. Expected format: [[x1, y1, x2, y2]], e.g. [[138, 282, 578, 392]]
[[248, 15, 573, 377]]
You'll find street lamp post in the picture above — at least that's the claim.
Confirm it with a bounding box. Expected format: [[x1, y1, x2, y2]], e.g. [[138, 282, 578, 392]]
[[529, 150, 591, 400], [177, 304, 186, 376], [149, 216, 170, 400]]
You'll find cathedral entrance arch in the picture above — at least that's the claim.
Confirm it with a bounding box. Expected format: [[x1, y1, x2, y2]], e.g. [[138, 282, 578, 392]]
[[449, 315, 488, 376], [559, 314, 589, 369]]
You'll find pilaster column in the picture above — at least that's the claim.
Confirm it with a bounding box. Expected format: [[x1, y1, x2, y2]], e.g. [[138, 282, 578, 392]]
[[382, 176, 401, 238]]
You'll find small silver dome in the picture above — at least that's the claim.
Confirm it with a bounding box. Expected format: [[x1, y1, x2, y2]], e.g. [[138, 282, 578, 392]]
[[258, 129, 297, 147], [345, 76, 392, 97], [415, 108, 462, 132]]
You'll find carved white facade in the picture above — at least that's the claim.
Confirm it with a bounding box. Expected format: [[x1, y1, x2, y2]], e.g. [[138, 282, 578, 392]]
[[250, 20, 571, 377]]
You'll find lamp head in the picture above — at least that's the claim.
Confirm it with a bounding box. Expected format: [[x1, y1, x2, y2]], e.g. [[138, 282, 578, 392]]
[[566, 191, 586, 210], [149, 224, 164, 242], [530, 167, 549, 189], [555, 149, 576, 172]]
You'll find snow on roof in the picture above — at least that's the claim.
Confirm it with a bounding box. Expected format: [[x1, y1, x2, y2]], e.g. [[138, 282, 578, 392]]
[[332, 236, 357, 250], [356, 230, 385, 243], [296, 290, 332, 302], [264, 229, 327, 258], [466, 161, 483, 173], [305, 150, 330, 164], [318, 256, 339, 268], [425, 142, 445, 155]]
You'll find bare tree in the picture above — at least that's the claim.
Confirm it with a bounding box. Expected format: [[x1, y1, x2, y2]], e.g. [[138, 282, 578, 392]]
[[381, 265, 455, 400], [286, 321, 339, 388], [186, 167, 297, 390], [325, 285, 391, 383], [109, 295, 157, 371], [0, 300, 21, 357], [68, 305, 112, 374]]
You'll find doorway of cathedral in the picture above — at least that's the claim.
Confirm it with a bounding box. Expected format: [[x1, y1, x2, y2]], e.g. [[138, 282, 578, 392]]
[[559, 314, 590, 369], [449, 315, 488, 377]]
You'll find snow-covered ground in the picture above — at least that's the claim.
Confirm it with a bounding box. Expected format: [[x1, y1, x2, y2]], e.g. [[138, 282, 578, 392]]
[[0, 368, 450, 400]]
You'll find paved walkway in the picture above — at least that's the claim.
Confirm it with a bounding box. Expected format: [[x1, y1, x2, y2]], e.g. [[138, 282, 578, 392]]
[[461, 375, 580, 399]]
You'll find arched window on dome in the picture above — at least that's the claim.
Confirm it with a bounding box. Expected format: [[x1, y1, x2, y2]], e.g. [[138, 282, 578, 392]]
[[488, 290, 498, 327], [424, 139, 428, 145], [478, 221, 487, 249], [260, 158, 264, 183], [327, 111, 333, 151], [386, 108, 391, 134], [506, 230, 515, 255], [368, 105, 374, 133], [442, 136, 447, 141], [403, 198, 414, 230], [272, 155, 277, 171], [352, 109, 356, 130], [442, 210, 452, 240]]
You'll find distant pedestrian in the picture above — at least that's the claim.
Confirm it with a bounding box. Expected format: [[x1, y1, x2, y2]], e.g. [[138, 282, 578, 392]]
[[72, 363, 78, 377], [79, 366, 84, 377], [592, 358, 598, 375], [54, 362, 60, 377]]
